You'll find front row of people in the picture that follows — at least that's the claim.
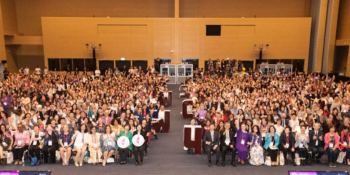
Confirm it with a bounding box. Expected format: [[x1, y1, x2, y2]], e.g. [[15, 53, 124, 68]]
[[200, 120, 348, 168], [0, 121, 150, 166]]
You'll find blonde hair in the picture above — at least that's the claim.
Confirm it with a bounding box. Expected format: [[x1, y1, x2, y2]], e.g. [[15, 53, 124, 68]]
[[61, 124, 71, 133]]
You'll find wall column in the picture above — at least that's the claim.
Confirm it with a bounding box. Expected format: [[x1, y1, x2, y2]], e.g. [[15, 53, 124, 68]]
[[0, 0, 6, 61], [322, 0, 340, 73], [174, 0, 179, 64], [309, 0, 328, 73]]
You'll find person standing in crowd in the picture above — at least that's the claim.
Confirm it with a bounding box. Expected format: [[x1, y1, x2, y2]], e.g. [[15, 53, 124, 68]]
[[133, 124, 147, 166]]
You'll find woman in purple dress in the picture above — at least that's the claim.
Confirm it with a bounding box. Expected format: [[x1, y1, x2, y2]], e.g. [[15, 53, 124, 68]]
[[235, 122, 250, 164]]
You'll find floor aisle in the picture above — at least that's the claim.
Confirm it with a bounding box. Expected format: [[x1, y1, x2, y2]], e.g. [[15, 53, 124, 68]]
[[3, 85, 350, 175]]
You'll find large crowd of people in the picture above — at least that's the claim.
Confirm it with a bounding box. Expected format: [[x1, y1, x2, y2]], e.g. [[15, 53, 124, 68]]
[[183, 58, 350, 168], [0, 64, 170, 167]]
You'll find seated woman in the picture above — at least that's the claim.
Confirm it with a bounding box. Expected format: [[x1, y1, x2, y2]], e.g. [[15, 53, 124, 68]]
[[133, 124, 147, 166], [12, 124, 30, 165], [28, 125, 44, 166], [0, 124, 13, 158], [295, 125, 309, 166], [235, 122, 250, 164], [263, 125, 280, 167], [73, 124, 89, 167], [59, 124, 74, 166], [248, 125, 264, 166], [340, 126, 350, 166], [279, 126, 296, 166], [42, 124, 59, 164], [324, 124, 340, 167], [118, 124, 133, 165], [102, 125, 116, 167], [88, 126, 102, 165]]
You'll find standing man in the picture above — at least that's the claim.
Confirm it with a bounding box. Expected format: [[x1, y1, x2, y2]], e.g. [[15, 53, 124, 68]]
[[204, 123, 220, 167], [95, 67, 101, 78]]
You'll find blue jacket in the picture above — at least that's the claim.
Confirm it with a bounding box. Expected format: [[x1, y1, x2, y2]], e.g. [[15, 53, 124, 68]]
[[263, 133, 280, 150]]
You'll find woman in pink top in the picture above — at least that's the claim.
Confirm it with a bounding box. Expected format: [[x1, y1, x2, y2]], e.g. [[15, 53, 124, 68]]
[[324, 124, 340, 168], [13, 124, 30, 165]]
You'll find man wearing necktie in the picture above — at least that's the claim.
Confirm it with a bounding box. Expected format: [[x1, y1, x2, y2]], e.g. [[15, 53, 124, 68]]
[[204, 124, 220, 167], [309, 123, 325, 163], [220, 122, 236, 167]]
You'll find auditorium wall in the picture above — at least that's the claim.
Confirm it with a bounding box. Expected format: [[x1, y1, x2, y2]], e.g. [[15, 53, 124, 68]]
[[42, 17, 311, 71], [179, 0, 311, 18]]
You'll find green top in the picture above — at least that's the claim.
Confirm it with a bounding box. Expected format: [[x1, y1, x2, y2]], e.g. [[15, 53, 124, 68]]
[[117, 130, 133, 150]]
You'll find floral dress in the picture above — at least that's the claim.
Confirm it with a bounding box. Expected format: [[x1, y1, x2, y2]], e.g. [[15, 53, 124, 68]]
[[0, 132, 12, 151]]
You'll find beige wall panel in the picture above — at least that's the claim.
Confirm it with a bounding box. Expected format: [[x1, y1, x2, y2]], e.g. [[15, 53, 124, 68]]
[[1, 0, 17, 35]]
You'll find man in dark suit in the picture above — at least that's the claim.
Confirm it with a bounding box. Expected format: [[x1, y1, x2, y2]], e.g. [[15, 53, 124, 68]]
[[204, 124, 220, 167], [220, 122, 236, 167], [213, 97, 224, 111], [309, 123, 325, 163], [206, 97, 214, 110], [280, 113, 289, 127]]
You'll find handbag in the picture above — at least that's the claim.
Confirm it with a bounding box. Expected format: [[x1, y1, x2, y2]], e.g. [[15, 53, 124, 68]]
[[294, 153, 300, 165], [279, 152, 285, 166], [265, 156, 271, 166], [0, 158, 7, 165], [6, 152, 13, 164], [28, 153, 37, 166], [55, 150, 61, 162], [337, 151, 346, 163]]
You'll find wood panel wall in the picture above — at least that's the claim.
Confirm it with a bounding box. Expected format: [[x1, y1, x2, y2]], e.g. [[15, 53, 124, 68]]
[[42, 17, 311, 71]]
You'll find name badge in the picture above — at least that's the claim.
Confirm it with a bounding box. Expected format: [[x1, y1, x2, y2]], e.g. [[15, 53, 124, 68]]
[[315, 140, 318, 146], [225, 140, 230, 146], [17, 140, 22, 146], [33, 141, 37, 145], [269, 142, 274, 147], [64, 142, 68, 147], [309, 128, 312, 130], [94, 143, 98, 148], [344, 142, 348, 146], [48, 140, 52, 146], [108, 140, 113, 146], [241, 140, 245, 145], [2, 142, 7, 147], [92, 115, 95, 119], [286, 143, 289, 148], [329, 143, 334, 148], [4, 102, 7, 105], [299, 143, 304, 148]]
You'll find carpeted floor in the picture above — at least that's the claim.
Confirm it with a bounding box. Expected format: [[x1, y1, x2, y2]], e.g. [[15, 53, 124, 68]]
[[3, 85, 350, 175]]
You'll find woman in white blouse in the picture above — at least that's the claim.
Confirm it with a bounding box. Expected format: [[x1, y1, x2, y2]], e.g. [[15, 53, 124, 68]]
[[73, 124, 89, 167], [88, 126, 102, 165]]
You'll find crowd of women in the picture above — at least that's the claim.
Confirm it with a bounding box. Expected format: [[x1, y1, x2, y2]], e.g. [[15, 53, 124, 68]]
[[0, 66, 168, 167], [184, 59, 350, 168]]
